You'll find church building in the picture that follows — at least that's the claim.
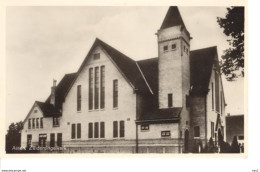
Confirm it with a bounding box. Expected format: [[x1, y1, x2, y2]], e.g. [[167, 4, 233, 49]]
[[21, 6, 226, 153]]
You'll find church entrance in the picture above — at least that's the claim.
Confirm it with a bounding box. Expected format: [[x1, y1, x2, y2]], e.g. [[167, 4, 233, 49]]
[[184, 129, 189, 153]]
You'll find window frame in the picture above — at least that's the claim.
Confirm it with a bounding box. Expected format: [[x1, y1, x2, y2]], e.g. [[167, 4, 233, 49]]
[[89, 68, 94, 110], [168, 93, 173, 107], [113, 80, 118, 108], [77, 85, 82, 112], [194, 126, 200, 138], [161, 131, 171, 137], [141, 124, 149, 131]]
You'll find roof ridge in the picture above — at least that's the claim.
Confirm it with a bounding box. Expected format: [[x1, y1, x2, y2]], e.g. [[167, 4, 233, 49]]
[[191, 46, 217, 52]]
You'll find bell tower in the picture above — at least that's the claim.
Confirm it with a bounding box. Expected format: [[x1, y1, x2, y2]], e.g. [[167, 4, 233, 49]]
[[157, 6, 191, 109]]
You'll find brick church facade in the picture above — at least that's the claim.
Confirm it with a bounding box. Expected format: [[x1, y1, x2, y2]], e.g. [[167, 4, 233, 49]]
[[21, 6, 226, 153]]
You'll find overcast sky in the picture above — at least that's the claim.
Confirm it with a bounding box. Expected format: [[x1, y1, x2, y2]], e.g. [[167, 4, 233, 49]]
[[6, 6, 244, 128]]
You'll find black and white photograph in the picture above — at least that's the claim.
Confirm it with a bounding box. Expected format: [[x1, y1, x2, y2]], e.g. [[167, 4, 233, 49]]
[[4, 6, 245, 155]]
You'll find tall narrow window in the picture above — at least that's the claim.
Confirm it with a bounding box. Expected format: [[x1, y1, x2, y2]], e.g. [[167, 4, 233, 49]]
[[32, 118, 35, 129], [50, 133, 55, 147], [40, 118, 43, 128], [113, 80, 118, 108], [77, 123, 81, 139], [211, 82, 214, 110], [77, 85, 81, 111], [113, 121, 118, 138], [36, 118, 39, 128], [100, 66, 105, 109], [71, 124, 76, 139], [28, 119, 31, 129], [211, 122, 215, 138], [194, 126, 200, 138], [94, 67, 99, 109], [27, 134, 32, 147], [53, 117, 59, 127], [57, 133, 62, 147], [120, 121, 125, 138], [168, 93, 173, 107], [94, 122, 99, 138], [100, 122, 105, 138], [88, 123, 93, 138], [89, 68, 94, 110]]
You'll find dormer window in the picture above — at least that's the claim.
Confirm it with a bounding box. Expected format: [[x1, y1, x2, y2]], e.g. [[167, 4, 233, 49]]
[[171, 44, 176, 50], [163, 45, 168, 51], [94, 53, 100, 60], [53, 117, 60, 127]]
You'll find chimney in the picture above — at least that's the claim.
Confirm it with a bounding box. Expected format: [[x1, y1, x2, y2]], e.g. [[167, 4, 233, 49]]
[[50, 79, 57, 106]]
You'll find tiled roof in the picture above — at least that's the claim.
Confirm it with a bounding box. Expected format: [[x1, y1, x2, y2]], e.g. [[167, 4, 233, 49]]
[[137, 57, 158, 94], [36, 101, 61, 117], [78, 38, 151, 94], [137, 107, 182, 123], [190, 46, 218, 95], [45, 72, 78, 110], [160, 6, 186, 30]]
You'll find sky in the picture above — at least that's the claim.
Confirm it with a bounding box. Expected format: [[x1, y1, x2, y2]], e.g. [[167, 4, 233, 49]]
[[6, 6, 244, 128]]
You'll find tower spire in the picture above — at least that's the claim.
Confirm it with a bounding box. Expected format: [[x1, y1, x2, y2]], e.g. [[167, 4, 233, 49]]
[[160, 6, 186, 30]]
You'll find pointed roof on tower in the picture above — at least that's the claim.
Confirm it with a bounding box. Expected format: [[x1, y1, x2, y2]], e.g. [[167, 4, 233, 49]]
[[160, 6, 186, 30]]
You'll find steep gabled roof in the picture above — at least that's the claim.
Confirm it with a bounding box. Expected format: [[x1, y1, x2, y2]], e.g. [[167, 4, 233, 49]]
[[78, 38, 151, 94], [190, 46, 218, 95], [137, 57, 158, 94], [36, 101, 61, 117], [160, 6, 186, 30], [45, 72, 78, 110]]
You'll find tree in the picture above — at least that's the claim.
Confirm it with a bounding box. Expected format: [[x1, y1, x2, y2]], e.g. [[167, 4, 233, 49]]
[[6, 121, 23, 153], [217, 7, 244, 81], [230, 136, 240, 153]]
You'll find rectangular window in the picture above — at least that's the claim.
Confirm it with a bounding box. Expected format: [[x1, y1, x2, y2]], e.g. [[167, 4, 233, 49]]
[[113, 80, 118, 108], [120, 121, 125, 138], [40, 118, 43, 128], [211, 122, 214, 138], [77, 85, 81, 111], [28, 119, 31, 129], [94, 53, 100, 60], [71, 124, 76, 139], [88, 123, 93, 138], [141, 124, 149, 131], [27, 134, 32, 147], [77, 123, 81, 139], [94, 122, 99, 138], [36, 118, 39, 128], [161, 131, 171, 137], [100, 66, 105, 109], [39, 134, 47, 147], [163, 45, 168, 51], [32, 118, 35, 129], [57, 133, 62, 147], [89, 68, 94, 110], [168, 93, 173, 107], [50, 133, 55, 147], [171, 44, 176, 50], [53, 117, 59, 127], [94, 67, 99, 109], [100, 122, 105, 138], [194, 126, 200, 138], [212, 82, 214, 110], [113, 121, 118, 138]]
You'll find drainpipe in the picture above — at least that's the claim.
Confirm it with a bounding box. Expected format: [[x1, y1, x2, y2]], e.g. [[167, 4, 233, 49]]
[[135, 122, 139, 153]]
